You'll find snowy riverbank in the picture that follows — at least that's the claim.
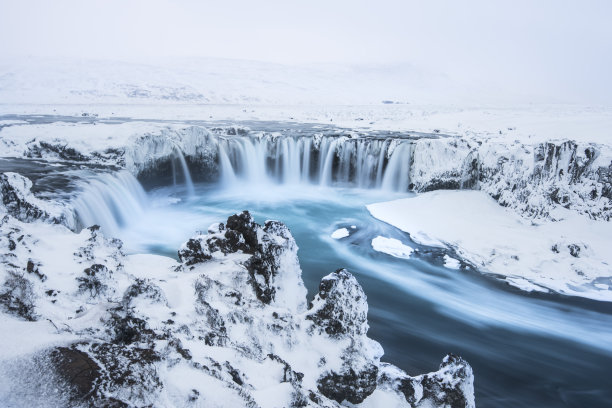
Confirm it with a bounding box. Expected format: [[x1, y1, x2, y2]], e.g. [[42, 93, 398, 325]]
[[368, 190, 612, 301]]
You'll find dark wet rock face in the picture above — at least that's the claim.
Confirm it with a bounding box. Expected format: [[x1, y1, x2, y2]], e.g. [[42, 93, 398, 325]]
[[306, 269, 368, 338], [318, 365, 379, 404], [179, 211, 296, 305], [50, 347, 101, 402], [0, 173, 51, 222], [420, 354, 473, 408]]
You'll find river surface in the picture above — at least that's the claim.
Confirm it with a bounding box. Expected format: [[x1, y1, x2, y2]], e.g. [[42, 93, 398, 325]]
[[104, 180, 612, 408]]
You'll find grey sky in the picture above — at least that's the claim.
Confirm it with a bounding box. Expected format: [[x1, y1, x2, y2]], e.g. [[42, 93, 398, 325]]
[[1, 0, 611, 104]]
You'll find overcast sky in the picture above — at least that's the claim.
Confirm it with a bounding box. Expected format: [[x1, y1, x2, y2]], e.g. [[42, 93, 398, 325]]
[[1, 0, 611, 104]]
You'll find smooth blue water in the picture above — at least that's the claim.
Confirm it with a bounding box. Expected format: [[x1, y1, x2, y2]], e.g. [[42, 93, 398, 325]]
[[111, 181, 612, 408]]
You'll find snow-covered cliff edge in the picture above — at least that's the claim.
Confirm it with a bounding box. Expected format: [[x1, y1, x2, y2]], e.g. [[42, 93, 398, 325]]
[[1, 120, 610, 221]]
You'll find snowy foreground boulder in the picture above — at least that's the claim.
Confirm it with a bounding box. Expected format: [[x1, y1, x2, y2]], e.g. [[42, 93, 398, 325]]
[[0, 176, 474, 407]]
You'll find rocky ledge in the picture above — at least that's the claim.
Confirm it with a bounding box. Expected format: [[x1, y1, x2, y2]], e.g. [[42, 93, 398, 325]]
[[0, 173, 474, 407]]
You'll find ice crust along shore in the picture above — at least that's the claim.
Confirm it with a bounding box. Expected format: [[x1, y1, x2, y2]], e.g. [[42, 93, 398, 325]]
[[0, 174, 474, 407]]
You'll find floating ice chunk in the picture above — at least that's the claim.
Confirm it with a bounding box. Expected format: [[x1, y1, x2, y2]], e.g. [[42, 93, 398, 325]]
[[594, 283, 609, 290], [331, 228, 350, 239], [443, 255, 461, 269], [371, 236, 413, 259]]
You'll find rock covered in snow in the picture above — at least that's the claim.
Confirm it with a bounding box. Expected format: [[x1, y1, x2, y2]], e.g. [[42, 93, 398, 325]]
[[179, 210, 307, 312], [0, 172, 69, 224], [307, 269, 369, 338], [378, 354, 475, 408], [0, 199, 475, 407]]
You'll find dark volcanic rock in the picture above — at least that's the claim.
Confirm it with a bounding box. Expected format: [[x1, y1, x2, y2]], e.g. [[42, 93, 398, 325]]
[[50, 346, 101, 401], [178, 237, 212, 265], [306, 268, 368, 338], [317, 364, 378, 404], [0, 271, 36, 320], [568, 244, 581, 258], [179, 211, 297, 306], [420, 354, 473, 408], [378, 354, 475, 408], [0, 173, 52, 222]]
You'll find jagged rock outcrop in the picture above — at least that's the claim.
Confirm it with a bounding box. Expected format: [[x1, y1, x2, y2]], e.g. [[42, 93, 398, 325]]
[[378, 354, 474, 408], [0, 201, 475, 407], [0, 172, 68, 224], [178, 210, 307, 312]]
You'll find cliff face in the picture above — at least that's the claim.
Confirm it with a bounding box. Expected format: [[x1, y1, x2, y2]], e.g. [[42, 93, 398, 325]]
[[0, 174, 474, 407]]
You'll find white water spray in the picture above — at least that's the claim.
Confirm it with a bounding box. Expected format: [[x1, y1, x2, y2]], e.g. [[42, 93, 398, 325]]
[[72, 171, 148, 237]]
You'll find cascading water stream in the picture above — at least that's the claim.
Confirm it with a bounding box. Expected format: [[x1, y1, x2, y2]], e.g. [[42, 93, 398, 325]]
[[382, 143, 412, 191], [173, 148, 195, 197], [72, 171, 148, 237], [71, 135, 421, 238], [209, 134, 416, 192]]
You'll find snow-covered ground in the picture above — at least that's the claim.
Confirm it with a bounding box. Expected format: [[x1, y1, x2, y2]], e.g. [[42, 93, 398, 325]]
[[1, 56, 612, 144], [368, 190, 612, 301]]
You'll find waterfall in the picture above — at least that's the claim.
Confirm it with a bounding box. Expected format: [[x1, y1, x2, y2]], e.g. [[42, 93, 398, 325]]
[[382, 142, 412, 191], [208, 134, 414, 192], [70, 134, 416, 240], [218, 141, 237, 185], [301, 138, 311, 183], [319, 139, 338, 186], [174, 148, 195, 197], [375, 139, 389, 188], [72, 171, 148, 237]]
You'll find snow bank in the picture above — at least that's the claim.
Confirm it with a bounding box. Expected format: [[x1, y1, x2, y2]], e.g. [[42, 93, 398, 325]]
[[367, 190, 612, 301]]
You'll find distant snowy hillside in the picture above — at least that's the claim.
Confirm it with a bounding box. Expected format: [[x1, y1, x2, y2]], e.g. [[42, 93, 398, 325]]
[[0, 57, 459, 106]]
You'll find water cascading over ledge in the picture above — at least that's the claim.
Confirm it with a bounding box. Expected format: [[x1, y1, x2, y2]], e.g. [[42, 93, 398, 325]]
[[136, 132, 474, 192], [67, 124, 610, 222]]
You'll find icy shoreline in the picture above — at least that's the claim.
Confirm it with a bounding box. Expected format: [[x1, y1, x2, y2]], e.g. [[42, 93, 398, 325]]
[[368, 190, 612, 301]]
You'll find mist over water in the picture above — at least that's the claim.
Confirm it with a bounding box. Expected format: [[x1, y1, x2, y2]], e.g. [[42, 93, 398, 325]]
[[71, 169, 612, 408]]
